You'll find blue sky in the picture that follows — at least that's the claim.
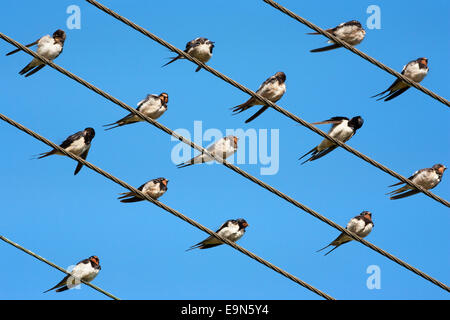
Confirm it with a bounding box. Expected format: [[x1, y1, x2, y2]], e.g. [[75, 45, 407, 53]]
[[0, 0, 448, 300]]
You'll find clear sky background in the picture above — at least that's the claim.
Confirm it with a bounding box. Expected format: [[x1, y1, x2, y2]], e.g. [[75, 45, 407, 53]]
[[0, 0, 448, 300]]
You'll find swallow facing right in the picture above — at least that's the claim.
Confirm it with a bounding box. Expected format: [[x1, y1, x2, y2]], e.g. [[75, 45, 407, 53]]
[[317, 211, 373, 256], [231, 72, 286, 123], [177, 136, 238, 168], [299, 116, 364, 165], [187, 219, 249, 251], [162, 37, 214, 72], [372, 57, 429, 101], [118, 177, 169, 203], [103, 93, 169, 130], [6, 29, 66, 77], [308, 20, 365, 53], [387, 164, 446, 200], [44, 256, 101, 293], [35, 127, 95, 175]]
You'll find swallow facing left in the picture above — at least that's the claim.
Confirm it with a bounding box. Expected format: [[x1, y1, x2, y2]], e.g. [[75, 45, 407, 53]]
[[299, 116, 364, 165], [372, 57, 429, 101], [103, 93, 169, 130], [118, 177, 169, 203], [387, 164, 446, 200], [6, 29, 66, 77], [187, 219, 249, 251], [317, 211, 373, 256], [35, 127, 95, 175], [231, 72, 286, 123], [177, 135, 238, 168], [44, 256, 101, 293], [162, 37, 214, 72], [308, 20, 365, 53]]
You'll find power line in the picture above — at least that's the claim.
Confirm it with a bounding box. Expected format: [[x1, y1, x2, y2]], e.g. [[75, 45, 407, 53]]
[[1, 32, 448, 293], [0, 234, 120, 300], [83, 0, 450, 208], [0, 112, 335, 300], [262, 0, 450, 108]]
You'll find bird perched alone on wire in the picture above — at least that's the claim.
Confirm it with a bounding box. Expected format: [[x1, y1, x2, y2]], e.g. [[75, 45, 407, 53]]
[[162, 37, 214, 72], [317, 211, 373, 256], [118, 178, 169, 203], [387, 164, 446, 200], [308, 20, 365, 53], [231, 71, 286, 123], [299, 116, 363, 164], [34, 127, 95, 175], [177, 136, 238, 168], [44, 256, 101, 293], [372, 57, 429, 101], [6, 29, 66, 77], [103, 93, 169, 130], [187, 219, 249, 251]]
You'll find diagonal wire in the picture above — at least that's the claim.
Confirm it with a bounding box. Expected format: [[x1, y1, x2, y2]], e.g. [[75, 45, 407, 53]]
[[1, 33, 449, 293], [82, 0, 450, 208], [0, 112, 335, 300], [262, 0, 450, 107], [0, 234, 120, 300]]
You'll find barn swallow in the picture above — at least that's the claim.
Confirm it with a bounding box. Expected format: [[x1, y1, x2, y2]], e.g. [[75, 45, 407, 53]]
[[104, 93, 169, 130], [372, 58, 429, 101], [162, 37, 214, 72], [317, 211, 373, 256], [231, 72, 286, 123], [118, 177, 169, 203], [308, 20, 365, 53], [186, 219, 249, 251], [7, 29, 66, 77], [387, 164, 446, 200], [35, 127, 95, 175], [299, 116, 364, 164], [44, 256, 101, 293], [177, 135, 238, 168]]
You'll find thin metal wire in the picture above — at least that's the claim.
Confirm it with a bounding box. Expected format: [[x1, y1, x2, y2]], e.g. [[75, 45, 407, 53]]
[[0, 112, 335, 300], [1, 33, 449, 293], [0, 235, 120, 300], [263, 0, 450, 107], [82, 0, 450, 208]]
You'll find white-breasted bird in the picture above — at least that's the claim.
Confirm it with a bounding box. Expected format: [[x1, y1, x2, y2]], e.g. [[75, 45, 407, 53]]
[[103, 93, 169, 130], [308, 20, 365, 53], [7, 29, 66, 77], [162, 37, 214, 72], [44, 256, 101, 293], [177, 135, 238, 168], [387, 164, 446, 200], [372, 57, 429, 101], [317, 211, 373, 256], [231, 71, 286, 123], [187, 219, 249, 251], [118, 177, 169, 203]]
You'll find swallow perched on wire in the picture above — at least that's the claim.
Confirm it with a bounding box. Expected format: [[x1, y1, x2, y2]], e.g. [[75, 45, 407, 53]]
[[372, 57, 429, 101], [162, 37, 214, 72], [308, 20, 365, 53], [103, 93, 169, 130], [35, 127, 95, 175], [231, 72, 286, 123], [177, 135, 238, 168], [6, 29, 66, 77], [299, 116, 364, 165], [187, 219, 249, 251], [118, 177, 169, 203], [44, 256, 101, 293], [317, 211, 373, 256], [387, 164, 446, 200]]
